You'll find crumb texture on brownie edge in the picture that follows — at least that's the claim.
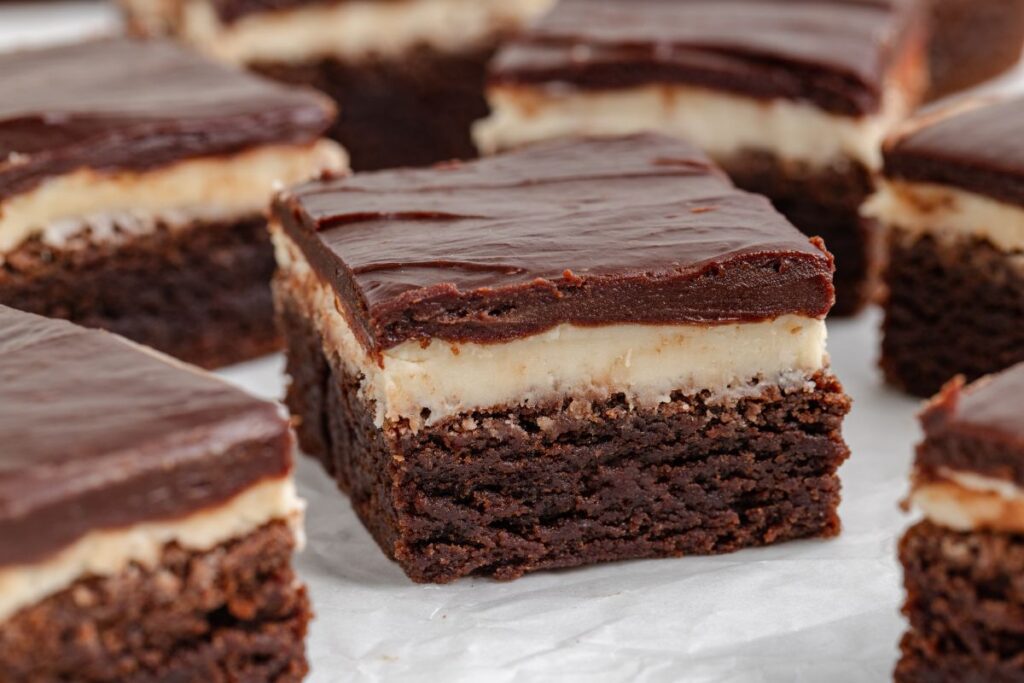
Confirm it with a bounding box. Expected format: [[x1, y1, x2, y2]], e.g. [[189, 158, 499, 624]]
[[897, 521, 1024, 682], [0, 521, 310, 683], [278, 295, 851, 583]]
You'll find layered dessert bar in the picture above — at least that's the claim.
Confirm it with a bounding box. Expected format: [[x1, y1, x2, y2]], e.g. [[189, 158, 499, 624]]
[[119, 0, 555, 171], [925, 0, 1024, 99], [0, 37, 346, 368], [867, 97, 1024, 397], [899, 363, 1024, 681], [0, 306, 308, 682], [271, 134, 852, 583], [475, 0, 928, 316]]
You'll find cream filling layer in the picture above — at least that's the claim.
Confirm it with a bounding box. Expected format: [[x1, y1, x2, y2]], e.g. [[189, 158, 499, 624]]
[[0, 140, 348, 254], [273, 227, 829, 430], [0, 476, 304, 623], [912, 468, 1024, 534], [474, 83, 910, 171], [133, 0, 555, 65], [864, 180, 1024, 253]]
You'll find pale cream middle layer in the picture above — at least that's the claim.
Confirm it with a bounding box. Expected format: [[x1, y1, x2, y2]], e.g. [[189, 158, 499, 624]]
[[274, 227, 829, 430], [864, 179, 1024, 253], [0, 476, 304, 623], [474, 83, 911, 170], [125, 0, 555, 65], [0, 140, 348, 255], [912, 468, 1024, 534]]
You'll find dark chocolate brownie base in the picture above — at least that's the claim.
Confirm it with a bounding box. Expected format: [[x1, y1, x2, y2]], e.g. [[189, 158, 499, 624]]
[[279, 292, 852, 584], [721, 151, 877, 316], [897, 521, 1024, 682], [927, 0, 1024, 100], [881, 231, 1024, 397], [0, 216, 280, 369], [0, 521, 309, 683], [254, 45, 494, 172]]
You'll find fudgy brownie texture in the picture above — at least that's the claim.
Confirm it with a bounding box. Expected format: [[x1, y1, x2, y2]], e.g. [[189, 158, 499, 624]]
[[721, 152, 878, 316], [0, 216, 279, 369], [927, 0, 1024, 100], [897, 521, 1024, 682], [0, 521, 309, 683], [254, 46, 493, 171], [881, 232, 1024, 398], [280, 297, 852, 584]]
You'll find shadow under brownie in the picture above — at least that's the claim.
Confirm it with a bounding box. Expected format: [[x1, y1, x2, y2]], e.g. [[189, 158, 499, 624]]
[[271, 134, 851, 583], [0, 306, 309, 682], [119, 0, 554, 171], [866, 96, 1024, 397], [474, 0, 928, 316], [0, 37, 345, 368], [898, 364, 1024, 681]]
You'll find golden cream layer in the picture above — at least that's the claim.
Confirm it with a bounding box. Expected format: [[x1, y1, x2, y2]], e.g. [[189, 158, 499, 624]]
[[0, 140, 347, 255], [123, 0, 555, 65], [474, 83, 912, 171], [273, 226, 829, 431], [865, 179, 1024, 253], [0, 476, 304, 624], [912, 468, 1024, 534]]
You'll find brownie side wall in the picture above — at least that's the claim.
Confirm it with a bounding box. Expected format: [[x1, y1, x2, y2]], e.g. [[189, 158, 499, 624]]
[[279, 289, 852, 583], [0, 521, 309, 683], [897, 521, 1024, 682], [720, 151, 878, 316], [0, 216, 280, 369], [926, 0, 1024, 100], [254, 45, 493, 172], [881, 231, 1024, 398]]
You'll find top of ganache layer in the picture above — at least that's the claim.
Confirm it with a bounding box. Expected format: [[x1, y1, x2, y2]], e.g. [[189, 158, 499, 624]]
[[487, 0, 924, 117], [274, 134, 835, 354], [0, 306, 291, 569], [884, 96, 1024, 207], [0, 37, 335, 201]]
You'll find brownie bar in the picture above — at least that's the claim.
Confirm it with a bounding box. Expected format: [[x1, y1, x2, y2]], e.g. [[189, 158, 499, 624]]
[[120, 0, 553, 171], [280, 297, 849, 582], [872, 97, 1024, 396], [476, 0, 927, 316], [272, 135, 851, 582], [0, 215, 277, 370], [0, 38, 343, 367], [0, 306, 308, 677], [0, 522, 309, 683], [899, 364, 1024, 680], [926, 0, 1024, 100]]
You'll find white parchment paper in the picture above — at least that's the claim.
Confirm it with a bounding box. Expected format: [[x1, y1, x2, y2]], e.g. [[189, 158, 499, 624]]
[[3, 8, 1023, 680]]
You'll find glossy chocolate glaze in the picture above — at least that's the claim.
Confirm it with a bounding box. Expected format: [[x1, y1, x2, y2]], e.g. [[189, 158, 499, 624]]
[[489, 0, 922, 116], [0, 307, 292, 568], [921, 363, 1024, 448], [884, 96, 1024, 207], [274, 135, 835, 354], [0, 37, 334, 202]]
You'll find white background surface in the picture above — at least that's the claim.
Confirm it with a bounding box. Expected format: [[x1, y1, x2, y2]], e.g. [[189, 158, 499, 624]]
[[2, 6, 1021, 681]]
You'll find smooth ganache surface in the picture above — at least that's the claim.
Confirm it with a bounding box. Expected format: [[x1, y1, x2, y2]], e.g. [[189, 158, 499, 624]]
[[0, 306, 291, 568], [884, 97, 1024, 207], [0, 37, 335, 201], [274, 134, 835, 353], [488, 0, 921, 116]]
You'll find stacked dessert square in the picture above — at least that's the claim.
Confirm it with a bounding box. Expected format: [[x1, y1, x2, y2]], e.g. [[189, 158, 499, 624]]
[[0, 306, 308, 682], [119, 0, 555, 170], [0, 37, 346, 367], [868, 96, 1024, 396], [475, 0, 928, 315], [899, 363, 1024, 681], [271, 135, 852, 582]]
